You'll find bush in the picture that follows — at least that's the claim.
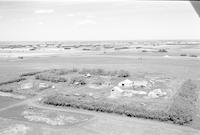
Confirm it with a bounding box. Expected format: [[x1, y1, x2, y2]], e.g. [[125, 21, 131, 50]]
[[0, 78, 26, 86], [43, 80, 198, 125], [71, 68, 79, 73], [158, 49, 168, 52], [107, 70, 118, 76], [189, 54, 198, 57], [79, 68, 107, 76], [43, 93, 170, 123], [0, 88, 13, 93], [92, 78, 105, 85], [50, 69, 68, 75], [117, 70, 130, 78], [142, 50, 147, 52], [114, 47, 129, 50], [52, 68, 129, 78], [82, 48, 91, 51], [49, 68, 79, 75], [180, 54, 187, 56], [64, 47, 71, 50], [74, 45, 80, 48], [35, 74, 67, 83], [96, 69, 106, 75], [79, 68, 92, 75], [20, 71, 44, 77], [104, 45, 114, 49], [168, 80, 198, 125], [169, 98, 194, 124]]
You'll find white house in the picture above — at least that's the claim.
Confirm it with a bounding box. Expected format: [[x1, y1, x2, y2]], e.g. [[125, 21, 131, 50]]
[[118, 79, 134, 88]]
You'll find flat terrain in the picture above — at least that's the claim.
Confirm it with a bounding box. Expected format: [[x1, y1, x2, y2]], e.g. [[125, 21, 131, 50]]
[[0, 41, 200, 135]]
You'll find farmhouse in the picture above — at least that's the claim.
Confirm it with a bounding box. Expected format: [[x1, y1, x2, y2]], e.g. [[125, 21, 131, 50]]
[[118, 79, 133, 88]]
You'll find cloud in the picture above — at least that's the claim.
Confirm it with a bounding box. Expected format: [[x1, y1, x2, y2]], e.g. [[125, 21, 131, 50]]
[[19, 18, 25, 22], [66, 12, 95, 18], [78, 19, 97, 25], [67, 13, 76, 17], [0, 16, 3, 19], [34, 9, 55, 14], [86, 14, 95, 18], [37, 22, 44, 25], [8, 0, 128, 2], [67, 12, 82, 17]]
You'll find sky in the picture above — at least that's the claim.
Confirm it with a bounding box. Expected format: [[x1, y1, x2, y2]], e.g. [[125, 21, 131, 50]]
[[0, 0, 200, 41]]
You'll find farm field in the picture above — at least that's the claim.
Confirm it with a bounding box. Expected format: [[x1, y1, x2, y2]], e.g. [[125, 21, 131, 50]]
[[0, 41, 200, 135]]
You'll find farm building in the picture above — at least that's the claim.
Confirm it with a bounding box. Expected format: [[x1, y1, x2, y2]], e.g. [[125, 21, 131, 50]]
[[118, 79, 134, 88]]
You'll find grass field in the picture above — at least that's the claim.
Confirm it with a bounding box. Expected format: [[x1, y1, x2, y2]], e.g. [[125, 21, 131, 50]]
[[0, 41, 200, 134], [0, 67, 198, 125], [0, 96, 22, 109]]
